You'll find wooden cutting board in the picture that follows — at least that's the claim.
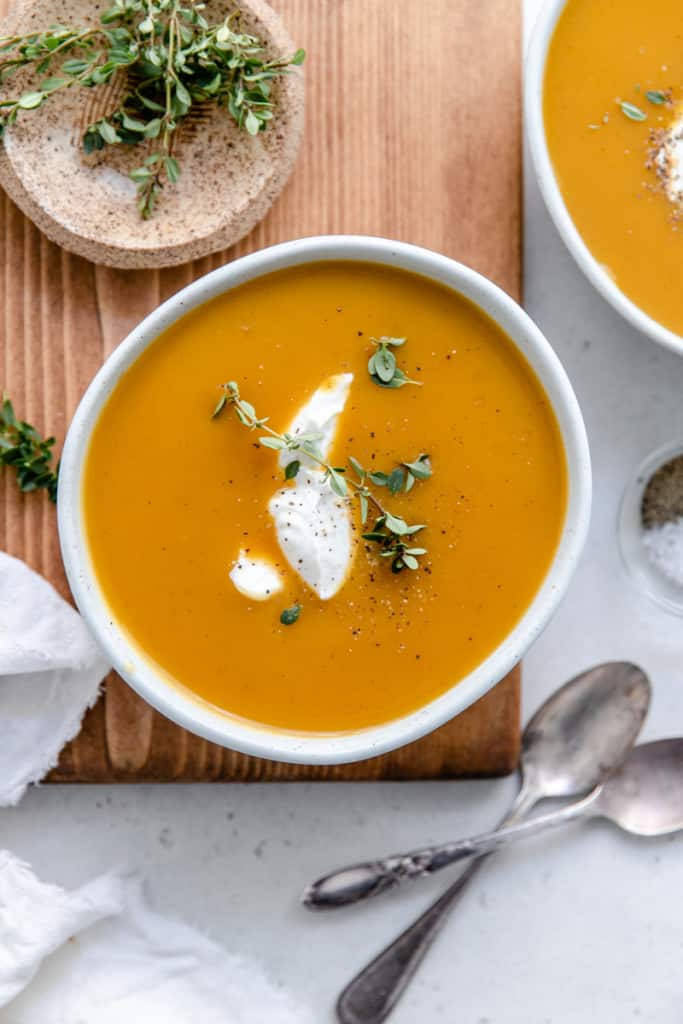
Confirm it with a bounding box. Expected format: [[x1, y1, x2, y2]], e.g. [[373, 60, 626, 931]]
[[0, 0, 521, 781]]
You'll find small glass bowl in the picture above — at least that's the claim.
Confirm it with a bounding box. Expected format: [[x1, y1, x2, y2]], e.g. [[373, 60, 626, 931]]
[[618, 441, 683, 616]]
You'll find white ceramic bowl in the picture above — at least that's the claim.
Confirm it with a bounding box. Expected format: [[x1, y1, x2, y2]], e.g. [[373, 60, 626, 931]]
[[526, 0, 683, 356], [58, 236, 592, 765]]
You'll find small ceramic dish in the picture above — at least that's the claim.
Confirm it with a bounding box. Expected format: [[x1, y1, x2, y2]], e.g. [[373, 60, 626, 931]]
[[58, 235, 592, 764], [525, 0, 682, 356], [0, 0, 303, 268]]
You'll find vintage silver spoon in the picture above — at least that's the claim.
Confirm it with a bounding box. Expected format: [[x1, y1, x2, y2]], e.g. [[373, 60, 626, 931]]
[[334, 662, 650, 1024], [307, 661, 650, 911], [326, 738, 683, 911]]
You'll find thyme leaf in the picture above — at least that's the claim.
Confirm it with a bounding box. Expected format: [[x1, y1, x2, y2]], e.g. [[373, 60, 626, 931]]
[[370, 453, 432, 495], [280, 603, 301, 625], [620, 100, 647, 122]]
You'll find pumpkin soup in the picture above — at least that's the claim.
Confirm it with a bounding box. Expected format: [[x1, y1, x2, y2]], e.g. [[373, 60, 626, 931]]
[[83, 262, 566, 732], [544, 0, 683, 336]]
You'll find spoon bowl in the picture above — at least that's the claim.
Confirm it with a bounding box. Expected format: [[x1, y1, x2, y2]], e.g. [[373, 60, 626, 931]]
[[520, 661, 652, 800], [378, 737, 683, 868], [333, 662, 651, 1024], [306, 662, 651, 910], [595, 738, 683, 837]]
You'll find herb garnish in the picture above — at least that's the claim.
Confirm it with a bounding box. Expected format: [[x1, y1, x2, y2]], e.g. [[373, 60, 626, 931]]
[[0, 3, 305, 218], [361, 521, 427, 573], [368, 454, 432, 495], [280, 603, 301, 625], [646, 90, 668, 106], [367, 337, 421, 389], [620, 100, 647, 122], [0, 396, 59, 501], [214, 381, 429, 573]]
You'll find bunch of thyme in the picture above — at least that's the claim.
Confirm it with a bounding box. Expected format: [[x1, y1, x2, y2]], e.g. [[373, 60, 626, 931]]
[[0, 1, 304, 217], [213, 381, 429, 574], [0, 396, 59, 501]]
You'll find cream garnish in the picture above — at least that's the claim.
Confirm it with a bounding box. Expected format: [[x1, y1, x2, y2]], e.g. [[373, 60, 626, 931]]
[[269, 469, 354, 600], [653, 110, 683, 206], [228, 373, 356, 602], [271, 373, 355, 600], [278, 373, 353, 470], [229, 551, 283, 601]]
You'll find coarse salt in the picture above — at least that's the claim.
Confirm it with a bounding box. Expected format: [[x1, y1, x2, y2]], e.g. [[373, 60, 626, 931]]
[[642, 516, 683, 588]]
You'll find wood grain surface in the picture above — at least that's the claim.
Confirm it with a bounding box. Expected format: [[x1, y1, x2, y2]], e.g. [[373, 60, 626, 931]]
[[0, 0, 522, 780]]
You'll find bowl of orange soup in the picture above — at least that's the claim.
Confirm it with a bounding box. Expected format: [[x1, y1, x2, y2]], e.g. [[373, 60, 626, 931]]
[[527, 0, 683, 353], [58, 237, 591, 764]]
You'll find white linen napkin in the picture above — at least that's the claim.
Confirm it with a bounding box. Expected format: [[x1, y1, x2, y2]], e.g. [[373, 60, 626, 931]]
[[0, 854, 313, 1022], [0, 553, 314, 1021], [0, 551, 109, 806]]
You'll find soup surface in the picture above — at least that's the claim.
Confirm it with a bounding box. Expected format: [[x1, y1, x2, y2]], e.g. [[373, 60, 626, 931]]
[[84, 262, 566, 732], [544, 0, 683, 336]]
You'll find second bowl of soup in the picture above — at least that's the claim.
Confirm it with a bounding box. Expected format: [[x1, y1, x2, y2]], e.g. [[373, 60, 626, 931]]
[[527, 0, 683, 353], [58, 236, 591, 763]]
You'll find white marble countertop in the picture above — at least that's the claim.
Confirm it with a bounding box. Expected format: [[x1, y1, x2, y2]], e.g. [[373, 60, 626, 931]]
[[3, 2, 683, 1020]]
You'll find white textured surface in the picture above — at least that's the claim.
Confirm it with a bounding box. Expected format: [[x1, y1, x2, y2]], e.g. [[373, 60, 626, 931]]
[[2, 2, 683, 1019]]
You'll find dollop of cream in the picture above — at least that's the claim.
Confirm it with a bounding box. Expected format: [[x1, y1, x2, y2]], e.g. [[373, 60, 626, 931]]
[[279, 373, 353, 471], [271, 373, 355, 600], [653, 111, 683, 205], [229, 551, 283, 601], [269, 470, 354, 600], [228, 374, 356, 602]]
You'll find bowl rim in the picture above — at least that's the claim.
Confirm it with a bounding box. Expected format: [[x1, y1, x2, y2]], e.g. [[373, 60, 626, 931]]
[[525, 0, 683, 356], [58, 234, 592, 765]]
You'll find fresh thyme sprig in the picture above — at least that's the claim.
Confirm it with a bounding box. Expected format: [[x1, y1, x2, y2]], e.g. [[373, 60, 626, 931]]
[[348, 457, 428, 573], [213, 381, 429, 573], [367, 454, 432, 495], [361, 521, 427, 573], [0, 2, 305, 218], [0, 396, 59, 501], [367, 337, 421, 389]]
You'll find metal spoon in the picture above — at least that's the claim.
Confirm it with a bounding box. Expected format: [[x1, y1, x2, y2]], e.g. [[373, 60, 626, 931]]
[[329, 738, 683, 903], [334, 662, 650, 1024], [307, 661, 650, 911]]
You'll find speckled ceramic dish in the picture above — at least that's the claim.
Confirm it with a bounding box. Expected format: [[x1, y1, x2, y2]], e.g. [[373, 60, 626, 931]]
[[0, 0, 304, 268]]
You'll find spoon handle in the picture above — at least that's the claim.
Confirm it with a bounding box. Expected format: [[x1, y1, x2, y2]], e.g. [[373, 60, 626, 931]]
[[303, 843, 481, 910], [336, 786, 537, 1024], [306, 788, 597, 911]]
